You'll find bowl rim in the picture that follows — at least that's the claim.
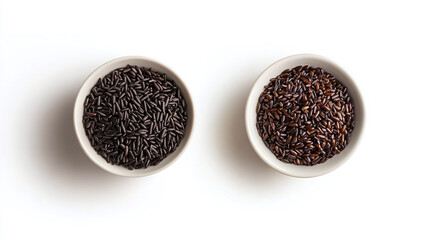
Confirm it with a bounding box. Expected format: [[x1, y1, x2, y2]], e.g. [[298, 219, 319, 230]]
[[245, 53, 365, 178], [73, 56, 194, 177]]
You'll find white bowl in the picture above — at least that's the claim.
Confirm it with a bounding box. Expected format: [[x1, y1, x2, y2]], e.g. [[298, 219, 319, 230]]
[[74, 56, 194, 177], [245, 54, 364, 178]]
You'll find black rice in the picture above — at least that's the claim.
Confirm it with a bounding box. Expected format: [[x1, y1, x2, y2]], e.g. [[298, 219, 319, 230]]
[[256, 65, 355, 166], [83, 65, 187, 170]]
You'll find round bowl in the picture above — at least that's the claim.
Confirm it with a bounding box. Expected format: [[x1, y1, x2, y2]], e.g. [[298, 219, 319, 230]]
[[74, 56, 194, 177], [245, 54, 364, 178]]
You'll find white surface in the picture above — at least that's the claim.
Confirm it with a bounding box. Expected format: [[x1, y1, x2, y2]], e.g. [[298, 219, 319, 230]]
[[74, 56, 194, 177], [246, 54, 365, 177], [1, 0, 428, 239]]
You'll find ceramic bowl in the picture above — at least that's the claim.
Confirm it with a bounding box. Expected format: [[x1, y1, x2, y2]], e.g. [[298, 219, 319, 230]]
[[245, 54, 364, 178], [74, 56, 194, 177]]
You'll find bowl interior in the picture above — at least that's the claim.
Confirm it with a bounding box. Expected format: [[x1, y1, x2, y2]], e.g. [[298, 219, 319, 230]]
[[245, 54, 364, 177], [74, 56, 194, 177]]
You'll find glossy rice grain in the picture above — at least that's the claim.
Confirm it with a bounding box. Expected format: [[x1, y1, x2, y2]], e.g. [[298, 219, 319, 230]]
[[83, 65, 187, 170], [256, 65, 355, 166]]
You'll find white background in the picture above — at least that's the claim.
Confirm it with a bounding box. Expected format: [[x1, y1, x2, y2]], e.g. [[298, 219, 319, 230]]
[[1, 0, 428, 239]]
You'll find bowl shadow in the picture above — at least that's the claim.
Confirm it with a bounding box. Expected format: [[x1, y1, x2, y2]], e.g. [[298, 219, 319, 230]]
[[35, 79, 136, 203], [215, 78, 293, 189]]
